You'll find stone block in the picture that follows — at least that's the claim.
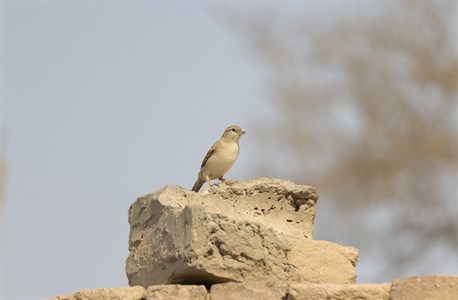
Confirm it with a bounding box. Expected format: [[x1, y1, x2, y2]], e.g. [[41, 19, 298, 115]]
[[126, 178, 357, 287], [50, 286, 146, 300], [147, 284, 208, 300], [287, 283, 391, 300], [210, 281, 287, 300], [390, 275, 458, 300]]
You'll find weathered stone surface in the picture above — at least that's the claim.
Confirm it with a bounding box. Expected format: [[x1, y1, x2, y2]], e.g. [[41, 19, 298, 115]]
[[287, 283, 391, 300], [126, 178, 358, 287], [147, 284, 208, 300], [50, 277, 458, 299], [50, 286, 146, 300], [210, 281, 288, 300], [287, 240, 358, 284], [390, 275, 458, 300]]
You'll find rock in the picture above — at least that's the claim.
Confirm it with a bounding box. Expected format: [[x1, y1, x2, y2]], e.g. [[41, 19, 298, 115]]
[[287, 240, 358, 284], [287, 283, 392, 300], [126, 178, 358, 287], [147, 284, 208, 300], [390, 275, 458, 300], [210, 281, 288, 300], [50, 286, 146, 300], [51, 278, 458, 300]]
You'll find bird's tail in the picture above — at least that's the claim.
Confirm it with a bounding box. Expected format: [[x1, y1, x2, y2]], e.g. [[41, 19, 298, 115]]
[[192, 178, 205, 192]]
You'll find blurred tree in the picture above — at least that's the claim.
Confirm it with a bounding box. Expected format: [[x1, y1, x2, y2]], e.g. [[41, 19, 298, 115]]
[[233, 2, 457, 281]]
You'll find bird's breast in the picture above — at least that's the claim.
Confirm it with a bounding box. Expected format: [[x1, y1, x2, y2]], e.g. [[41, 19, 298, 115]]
[[203, 141, 239, 180]]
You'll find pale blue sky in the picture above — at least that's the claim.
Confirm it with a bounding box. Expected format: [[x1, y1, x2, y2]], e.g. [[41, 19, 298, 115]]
[[1, 1, 456, 299], [1, 2, 290, 298]]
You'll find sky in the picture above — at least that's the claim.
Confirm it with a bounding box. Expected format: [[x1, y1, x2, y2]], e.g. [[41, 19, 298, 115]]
[[1, 1, 455, 299], [0, 1, 294, 298]]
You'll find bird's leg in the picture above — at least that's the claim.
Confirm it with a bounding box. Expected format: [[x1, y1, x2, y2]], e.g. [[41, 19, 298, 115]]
[[219, 177, 235, 186], [204, 174, 214, 189]]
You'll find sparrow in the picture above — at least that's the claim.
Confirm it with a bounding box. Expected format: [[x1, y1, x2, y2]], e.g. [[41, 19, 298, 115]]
[[192, 125, 245, 192]]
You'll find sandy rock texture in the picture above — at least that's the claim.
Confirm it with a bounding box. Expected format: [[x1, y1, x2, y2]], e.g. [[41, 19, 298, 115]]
[[390, 275, 458, 300], [210, 281, 288, 300], [51, 276, 458, 300], [125, 178, 358, 287], [287, 283, 391, 300], [50, 286, 146, 300], [147, 284, 208, 300]]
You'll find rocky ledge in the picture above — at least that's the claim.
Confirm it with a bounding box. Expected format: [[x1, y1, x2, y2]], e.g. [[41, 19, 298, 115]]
[[52, 276, 458, 300], [125, 178, 357, 287]]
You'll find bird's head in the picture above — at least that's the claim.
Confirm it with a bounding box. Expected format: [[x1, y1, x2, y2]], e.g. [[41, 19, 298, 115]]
[[222, 125, 245, 142]]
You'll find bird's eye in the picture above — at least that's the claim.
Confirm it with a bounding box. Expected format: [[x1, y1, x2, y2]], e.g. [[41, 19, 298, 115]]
[[232, 128, 236, 132]]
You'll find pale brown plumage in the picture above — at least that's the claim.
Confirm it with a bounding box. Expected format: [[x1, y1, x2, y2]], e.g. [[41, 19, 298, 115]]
[[192, 125, 245, 192]]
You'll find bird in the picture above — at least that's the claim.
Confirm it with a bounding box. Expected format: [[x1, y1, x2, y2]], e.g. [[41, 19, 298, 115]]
[[192, 125, 245, 192]]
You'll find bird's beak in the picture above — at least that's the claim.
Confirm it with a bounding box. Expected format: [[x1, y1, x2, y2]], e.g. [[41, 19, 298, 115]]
[[241, 129, 246, 135]]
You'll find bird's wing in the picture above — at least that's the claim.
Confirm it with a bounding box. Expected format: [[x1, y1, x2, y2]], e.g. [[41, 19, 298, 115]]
[[201, 143, 217, 169]]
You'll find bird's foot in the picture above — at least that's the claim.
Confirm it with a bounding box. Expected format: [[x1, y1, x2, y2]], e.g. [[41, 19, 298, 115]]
[[220, 178, 235, 186]]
